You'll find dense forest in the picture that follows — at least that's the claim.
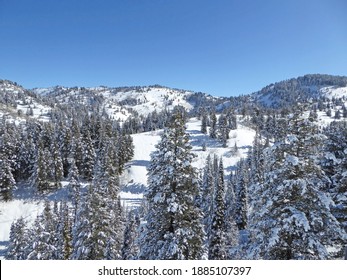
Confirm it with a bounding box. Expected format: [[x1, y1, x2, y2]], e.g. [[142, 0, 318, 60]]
[[1, 74, 347, 259]]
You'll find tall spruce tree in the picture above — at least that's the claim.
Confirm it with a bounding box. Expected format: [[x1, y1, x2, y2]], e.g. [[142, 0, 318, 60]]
[[27, 201, 57, 259], [234, 159, 249, 231], [249, 112, 347, 259], [209, 112, 217, 139], [0, 154, 15, 200], [6, 217, 29, 260], [200, 154, 214, 240], [208, 157, 227, 259], [139, 107, 206, 260], [71, 160, 123, 260], [122, 210, 140, 260]]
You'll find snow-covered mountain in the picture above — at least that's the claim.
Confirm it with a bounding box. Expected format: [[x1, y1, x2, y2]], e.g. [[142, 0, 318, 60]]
[[1, 80, 227, 125], [252, 74, 347, 108], [1, 74, 347, 260], [32, 84, 224, 121], [0, 80, 52, 122]]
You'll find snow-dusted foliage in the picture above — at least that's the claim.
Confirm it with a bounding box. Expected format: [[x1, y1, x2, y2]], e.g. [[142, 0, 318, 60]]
[[200, 154, 214, 239], [322, 121, 347, 235], [71, 161, 123, 260], [234, 159, 249, 231], [6, 217, 29, 260], [0, 156, 15, 201], [249, 112, 347, 259], [139, 107, 206, 260], [208, 157, 227, 259], [122, 210, 140, 260], [3, 75, 347, 260]]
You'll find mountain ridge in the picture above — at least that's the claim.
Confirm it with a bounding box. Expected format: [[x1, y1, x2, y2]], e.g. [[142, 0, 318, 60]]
[[2, 73, 347, 123]]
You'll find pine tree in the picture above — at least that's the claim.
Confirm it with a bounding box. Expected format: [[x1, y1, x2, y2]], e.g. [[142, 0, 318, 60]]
[[225, 173, 239, 257], [81, 131, 95, 180], [209, 112, 217, 139], [27, 201, 57, 259], [0, 155, 16, 200], [122, 210, 140, 260], [201, 112, 208, 134], [227, 111, 237, 130], [139, 107, 206, 260], [249, 113, 347, 259], [6, 217, 29, 260], [51, 140, 63, 188], [68, 158, 81, 218], [234, 159, 248, 231], [230, 142, 239, 156], [218, 114, 230, 148], [322, 121, 347, 238], [200, 154, 214, 239], [31, 144, 51, 193], [208, 157, 227, 259], [71, 159, 123, 260], [55, 201, 72, 259]]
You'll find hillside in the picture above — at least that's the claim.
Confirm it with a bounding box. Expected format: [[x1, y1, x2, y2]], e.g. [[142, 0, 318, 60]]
[[1, 74, 347, 260], [32, 84, 226, 121], [252, 74, 347, 108]]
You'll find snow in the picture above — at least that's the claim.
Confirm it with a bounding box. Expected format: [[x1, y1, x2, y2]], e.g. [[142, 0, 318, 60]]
[[112, 87, 194, 116], [286, 155, 299, 166], [119, 116, 255, 208], [0, 200, 43, 241], [35, 85, 197, 122], [0, 114, 255, 258], [320, 86, 347, 100]]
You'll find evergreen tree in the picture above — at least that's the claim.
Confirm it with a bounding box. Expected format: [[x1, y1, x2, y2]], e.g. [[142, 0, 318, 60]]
[[208, 157, 227, 259], [218, 114, 230, 148], [27, 201, 57, 259], [200, 155, 214, 239], [322, 121, 347, 237], [209, 112, 217, 139], [6, 217, 29, 260], [55, 201, 72, 259], [51, 140, 63, 188], [0, 155, 16, 200], [225, 173, 239, 257], [230, 142, 239, 156], [139, 108, 206, 260], [81, 131, 95, 180], [31, 144, 51, 193], [201, 112, 208, 134], [122, 210, 140, 260], [234, 159, 249, 230], [71, 160, 123, 260], [68, 158, 81, 219], [249, 113, 347, 259]]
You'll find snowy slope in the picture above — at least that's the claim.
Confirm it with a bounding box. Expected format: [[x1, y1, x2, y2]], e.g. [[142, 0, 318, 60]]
[[106, 87, 194, 117], [119, 117, 256, 208], [0, 80, 52, 123], [33, 85, 202, 121], [320, 86, 347, 100], [0, 116, 255, 257], [252, 74, 347, 108]]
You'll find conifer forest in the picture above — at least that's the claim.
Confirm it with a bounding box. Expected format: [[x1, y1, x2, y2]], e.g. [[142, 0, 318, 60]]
[[1, 74, 347, 260]]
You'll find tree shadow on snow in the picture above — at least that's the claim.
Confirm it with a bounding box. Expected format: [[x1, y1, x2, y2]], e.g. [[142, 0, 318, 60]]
[[187, 129, 223, 149], [130, 160, 150, 167], [0, 241, 9, 258]]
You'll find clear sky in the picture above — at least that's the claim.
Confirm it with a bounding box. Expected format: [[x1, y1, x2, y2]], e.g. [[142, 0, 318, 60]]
[[0, 0, 346, 97]]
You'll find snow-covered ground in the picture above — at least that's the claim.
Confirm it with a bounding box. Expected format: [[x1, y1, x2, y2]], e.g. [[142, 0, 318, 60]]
[[0, 117, 256, 258], [119, 117, 255, 208], [320, 86, 347, 100]]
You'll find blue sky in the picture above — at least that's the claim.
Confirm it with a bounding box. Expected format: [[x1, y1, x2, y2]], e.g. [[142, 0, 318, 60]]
[[0, 0, 346, 97]]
